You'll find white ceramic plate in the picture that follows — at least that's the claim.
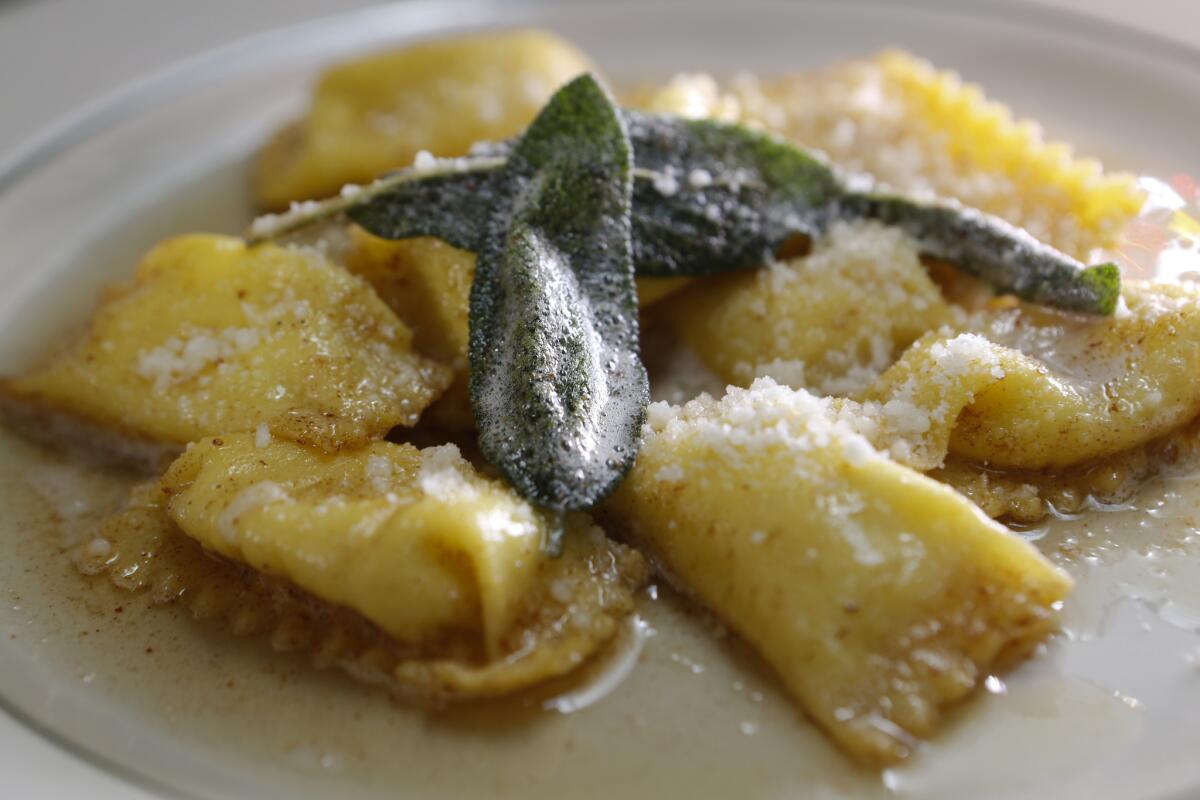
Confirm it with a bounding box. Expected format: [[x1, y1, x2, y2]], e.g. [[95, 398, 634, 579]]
[[3, 2, 1200, 798]]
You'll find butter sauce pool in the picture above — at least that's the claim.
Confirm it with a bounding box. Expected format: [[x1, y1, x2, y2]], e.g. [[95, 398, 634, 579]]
[[3, 395, 1200, 798]]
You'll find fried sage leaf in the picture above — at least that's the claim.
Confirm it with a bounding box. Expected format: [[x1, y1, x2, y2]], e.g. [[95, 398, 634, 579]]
[[840, 193, 1121, 315], [469, 74, 647, 513], [624, 110, 843, 277], [247, 108, 1121, 317], [337, 114, 844, 278], [244, 155, 506, 245]]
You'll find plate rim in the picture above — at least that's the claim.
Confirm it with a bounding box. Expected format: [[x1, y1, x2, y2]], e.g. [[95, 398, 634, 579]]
[[4, 0, 1200, 198]]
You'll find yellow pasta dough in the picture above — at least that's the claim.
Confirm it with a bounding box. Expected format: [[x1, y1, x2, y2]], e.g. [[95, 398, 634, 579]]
[[714, 52, 1142, 258], [0, 235, 450, 454], [672, 249, 1200, 475], [163, 434, 551, 653], [345, 232, 473, 366], [343, 231, 475, 429], [822, 282, 1200, 481], [950, 282, 1200, 469], [254, 30, 594, 209], [847, 331, 1009, 471], [606, 379, 1071, 765], [158, 433, 649, 670], [666, 222, 952, 397], [625, 72, 743, 122], [344, 227, 695, 428], [80, 469, 647, 700], [932, 413, 1200, 525], [875, 50, 1144, 250]]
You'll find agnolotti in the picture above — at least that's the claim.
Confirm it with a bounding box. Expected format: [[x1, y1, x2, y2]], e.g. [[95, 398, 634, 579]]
[[690, 50, 1142, 259], [81, 434, 646, 699], [605, 379, 1071, 765], [686, 270, 1200, 479], [344, 230, 478, 429], [665, 222, 953, 397], [343, 227, 697, 428], [806, 283, 1200, 519], [843, 331, 1009, 471], [0, 235, 450, 456], [254, 29, 595, 209], [946, 282, 1200, 469]]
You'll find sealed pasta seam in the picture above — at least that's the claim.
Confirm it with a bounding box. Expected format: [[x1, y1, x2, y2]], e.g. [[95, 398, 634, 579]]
[[877, 49, 1144, 249]]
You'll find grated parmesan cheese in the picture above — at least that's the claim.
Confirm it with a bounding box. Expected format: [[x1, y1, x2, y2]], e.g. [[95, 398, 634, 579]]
[[474, 506, 539, 542], [364, 454, 394, 495], [655, 464, 685, 483], [643, 377, 886, 475], [846, 332, 1007, 468], [688, 168, 714, 189], [216, 481, 290, 544], [137, 326, 262, 391], [652, 169, 680, 197], [412, 149, 438, 170], [689, 221, 949, 399], [635, 378, 911, 567], [417, 444, 477, 500]]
